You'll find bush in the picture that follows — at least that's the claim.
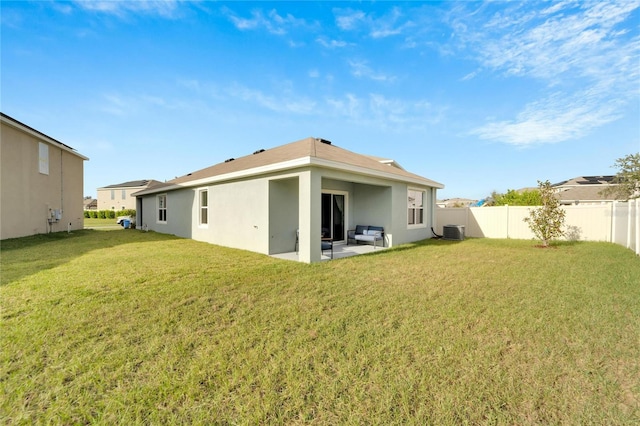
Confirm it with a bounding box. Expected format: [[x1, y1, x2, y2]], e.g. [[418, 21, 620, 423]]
[[84, 211, 90, 218], [524, 180, 566, 247], [119, 209, 137, 218]]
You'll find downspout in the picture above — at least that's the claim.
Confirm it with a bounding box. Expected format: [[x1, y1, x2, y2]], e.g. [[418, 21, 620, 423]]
[[60, 148, 64, 215]]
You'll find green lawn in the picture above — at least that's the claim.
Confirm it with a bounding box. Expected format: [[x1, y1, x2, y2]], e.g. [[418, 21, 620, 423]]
[[83, 217, 121, 229], [2, 230, 639, 424]]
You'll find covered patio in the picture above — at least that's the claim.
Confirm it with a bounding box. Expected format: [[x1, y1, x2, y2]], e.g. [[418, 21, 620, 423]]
[[271, 242, 389, 262]]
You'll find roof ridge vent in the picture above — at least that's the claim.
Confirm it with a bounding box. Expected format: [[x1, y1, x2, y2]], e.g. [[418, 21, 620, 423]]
[[316, 138, 332, 145], [253, 149, 265, 155], [224, 158, 235, 163]]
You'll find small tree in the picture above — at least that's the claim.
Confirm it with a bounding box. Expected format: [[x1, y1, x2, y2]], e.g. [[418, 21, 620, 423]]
[[601, 152, 640, 200], [523, 180, 566, 247]]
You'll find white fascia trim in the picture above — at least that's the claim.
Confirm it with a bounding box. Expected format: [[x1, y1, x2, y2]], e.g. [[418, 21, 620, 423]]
[[1, 115, 89, 161], [134, 157, 313, 196], [310, 157, 445, 189], [135, 156, 444, 197], [379, 159, 406, 171]]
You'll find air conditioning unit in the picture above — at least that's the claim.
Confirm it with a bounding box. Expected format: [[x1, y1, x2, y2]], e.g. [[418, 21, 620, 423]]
[[443, 225, 465, 241]]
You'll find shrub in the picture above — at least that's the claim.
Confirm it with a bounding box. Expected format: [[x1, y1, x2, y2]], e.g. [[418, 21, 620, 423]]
[[524, 180, 566, 247], [120, 209, 136, 217], [492, 189, 541, 206], [84, 211, 90, 218]]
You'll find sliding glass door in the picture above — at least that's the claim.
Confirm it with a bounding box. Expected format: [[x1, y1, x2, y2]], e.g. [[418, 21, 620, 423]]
[[321, 192, 346, 242]]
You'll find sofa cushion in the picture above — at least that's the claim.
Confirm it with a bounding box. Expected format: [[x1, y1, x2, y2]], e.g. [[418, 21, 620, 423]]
[[364, 229, 381, 236], [355, 225, 368, 235]]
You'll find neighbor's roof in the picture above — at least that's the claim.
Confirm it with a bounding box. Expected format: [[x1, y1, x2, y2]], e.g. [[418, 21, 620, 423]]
[[0, 112, 89, 161], [552, 175, 622, 202], [552, 176, 615, 187], [99, 179, 163, 190], [135, 137, 443, 196]]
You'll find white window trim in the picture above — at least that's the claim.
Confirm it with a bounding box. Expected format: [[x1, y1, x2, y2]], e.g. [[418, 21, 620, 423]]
[[198, 188, 208, 227], [157, 194, 167, 224], [407, 187, 426, 229], [38, 142, 49, 175]]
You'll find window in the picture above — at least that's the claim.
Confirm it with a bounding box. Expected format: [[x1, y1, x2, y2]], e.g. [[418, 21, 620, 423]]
[[199, 189, 208, 225], [38, 143, 49, 175], [121, 189, 126, 200], [408, 189, 425, 226], [111, 190, 115, 200], [158, 194, 167, 222]]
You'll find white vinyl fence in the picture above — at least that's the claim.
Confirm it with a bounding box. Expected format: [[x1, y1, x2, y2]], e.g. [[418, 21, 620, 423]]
[[435, 200, 640, 256]]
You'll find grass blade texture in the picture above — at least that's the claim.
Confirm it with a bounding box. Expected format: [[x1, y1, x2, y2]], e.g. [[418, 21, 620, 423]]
[[2, 230, 639, 424]]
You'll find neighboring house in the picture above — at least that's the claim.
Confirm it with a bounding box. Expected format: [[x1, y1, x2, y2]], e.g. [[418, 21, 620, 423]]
[[83, 197, 97, 210], [437, 198, 478, 208], [0, 112, 89, 240], [134, 137, 444, 263], [97, 179, 162, 211], [552, 176, 622, 205]]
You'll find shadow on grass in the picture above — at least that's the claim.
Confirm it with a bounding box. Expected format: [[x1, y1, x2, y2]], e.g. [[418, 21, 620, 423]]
[[0, 229, 179, 286], [350, 237, 463, 259]]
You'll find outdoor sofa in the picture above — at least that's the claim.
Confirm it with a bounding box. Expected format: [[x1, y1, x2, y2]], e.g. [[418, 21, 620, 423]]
[[347, 225, 385, 248]]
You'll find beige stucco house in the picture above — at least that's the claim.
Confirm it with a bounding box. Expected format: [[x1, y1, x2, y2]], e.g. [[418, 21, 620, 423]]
[[1, 113, 88, 240], [97, 179, 162, 211], [134, 137, 443, 263]]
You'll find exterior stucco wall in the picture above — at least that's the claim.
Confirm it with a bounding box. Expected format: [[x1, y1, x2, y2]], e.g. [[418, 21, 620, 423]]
[[135, 165, 438, 262], [97, 187, 141, 211], [1, 122, 85, 240], [139, 177, 271, 254], [139, 189, 193, 238], [390, 183, 433, 245], [269, 177, 299, 254], [196, 178, 270, 253]]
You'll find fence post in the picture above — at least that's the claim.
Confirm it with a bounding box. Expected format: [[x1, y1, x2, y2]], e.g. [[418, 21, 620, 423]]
[[628, 201, 633, 249], [636, 198, 640, 256], [505, 204, 509, 238], [611, 201, 616, 243]]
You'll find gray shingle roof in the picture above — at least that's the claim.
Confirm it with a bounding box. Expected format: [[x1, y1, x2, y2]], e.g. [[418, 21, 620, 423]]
[[101, 180, 162, 189], [136, 137, 443, 195]]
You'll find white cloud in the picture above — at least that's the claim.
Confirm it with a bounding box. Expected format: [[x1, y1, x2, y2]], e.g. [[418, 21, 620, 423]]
[[325, 93, 443, 129], [316, 37, 349, 48], [454, 1, 640, 145], [473, 90, 624, 146], [222, 7, 311, 36], [334, 7, 412, 39], [100, 92, 185, 116], [334, 9, 366, 30], [73, 0, 183, 18], [227, 83, 317, 115], [348, 60, 395, 82]]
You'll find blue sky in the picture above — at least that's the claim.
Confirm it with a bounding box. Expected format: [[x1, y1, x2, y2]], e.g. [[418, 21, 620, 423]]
[[2, 1, 639, 200]]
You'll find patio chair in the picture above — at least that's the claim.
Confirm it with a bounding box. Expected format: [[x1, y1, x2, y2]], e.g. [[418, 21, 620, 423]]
[[295, 229, 333, 259]]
